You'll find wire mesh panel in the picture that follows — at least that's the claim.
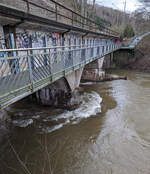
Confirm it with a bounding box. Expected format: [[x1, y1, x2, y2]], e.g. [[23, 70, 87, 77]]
[[81, 47, 86, 62], [0, 55, 30, 97], [81, 39, 86, 62], [31, 53, 51, 82], [86, 46, 91, 61], [97, 46, 100, 56], [64, 47, 73, 69], [73, 46, 81, 66], [51, 47, 65, 73]]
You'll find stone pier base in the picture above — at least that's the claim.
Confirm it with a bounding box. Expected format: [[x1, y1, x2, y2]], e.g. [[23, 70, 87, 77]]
[[103, 52, 114, 69], [31, 78, 80, 110], [32, 68, 83, 110], [81, 58, 105, 81], [81, 68, 105, 81]]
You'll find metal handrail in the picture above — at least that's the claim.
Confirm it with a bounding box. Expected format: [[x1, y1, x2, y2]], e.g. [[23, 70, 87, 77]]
[[0, 43, 122, 61], [19, 0, 119, 36], [0, 44, 113, 52], [49, 0, 119, 35], [0, 45, 121, 60]]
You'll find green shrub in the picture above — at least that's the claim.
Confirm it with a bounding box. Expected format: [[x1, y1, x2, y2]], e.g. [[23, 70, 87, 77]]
[[94, 15, 111, 29], [123, 24, 135, 38]]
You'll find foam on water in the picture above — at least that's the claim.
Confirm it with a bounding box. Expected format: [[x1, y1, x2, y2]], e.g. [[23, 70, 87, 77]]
[[41, 123, 64, 134], [12, 91, 102, 133], [54, 91, 101, 120], [12, 119, 33, 128], [80, 82, 97, 85], [40, 91, 102, 133]]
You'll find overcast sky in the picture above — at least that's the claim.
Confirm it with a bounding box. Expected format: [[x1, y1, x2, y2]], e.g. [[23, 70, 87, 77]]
[[88, 0, 143, 13]]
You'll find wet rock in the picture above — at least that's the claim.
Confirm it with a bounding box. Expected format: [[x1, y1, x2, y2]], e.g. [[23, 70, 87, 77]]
[[0, 109, 10, 122], [35, 88, 82, 110], [31, 78, 82, 110], [0, 110, 11, 145]]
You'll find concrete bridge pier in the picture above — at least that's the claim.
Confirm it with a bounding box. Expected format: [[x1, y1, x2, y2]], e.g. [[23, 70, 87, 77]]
[[103, 52, 114, 69], [33, 68, 84, 110], [81, 58, 105, 82]]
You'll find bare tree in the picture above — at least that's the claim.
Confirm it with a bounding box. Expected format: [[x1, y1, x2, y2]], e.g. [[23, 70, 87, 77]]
[[133, 6, 150, 34], [92, 0, 96, 13]]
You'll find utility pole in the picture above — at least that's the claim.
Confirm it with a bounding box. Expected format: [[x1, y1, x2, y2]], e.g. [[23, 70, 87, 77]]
[[123, 0, 126, 26]]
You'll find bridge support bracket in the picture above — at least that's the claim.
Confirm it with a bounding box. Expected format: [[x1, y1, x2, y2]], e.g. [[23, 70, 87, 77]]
[[82, 32, 89, 38], [64, 70, 66, 76], [13, 19, 25, 27], [29, 84, 33, 91], [62, 29, 71, 36]]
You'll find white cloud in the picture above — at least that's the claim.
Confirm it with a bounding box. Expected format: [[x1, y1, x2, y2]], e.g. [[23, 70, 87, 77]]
[[94, 0, 142, 12]]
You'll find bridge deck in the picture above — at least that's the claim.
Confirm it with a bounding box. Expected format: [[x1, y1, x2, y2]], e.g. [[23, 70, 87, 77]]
[[0, 43, 121, 109], [121, 32, 150, 50], [0, 1, 119, 38]]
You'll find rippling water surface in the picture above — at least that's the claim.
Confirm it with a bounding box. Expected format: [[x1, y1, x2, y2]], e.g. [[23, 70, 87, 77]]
[[1, 70, 150, 174]]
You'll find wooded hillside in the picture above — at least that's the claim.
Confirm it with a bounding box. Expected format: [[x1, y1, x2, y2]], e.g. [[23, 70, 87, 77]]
[[54, 0, 134, 32]]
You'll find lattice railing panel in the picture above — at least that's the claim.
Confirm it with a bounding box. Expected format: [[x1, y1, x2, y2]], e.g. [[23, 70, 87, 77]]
[[0, 43, 121, 108]]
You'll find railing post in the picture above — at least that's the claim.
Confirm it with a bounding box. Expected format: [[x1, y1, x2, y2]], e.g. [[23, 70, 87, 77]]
[[72, 12, 74, 25], [61, 35, 65, 69], [26, 0, 30, 13], [48, 48, 51, 75], [55, 3, 58, 21], [27, 50, 33, 90], [82, 17, 84, 29]]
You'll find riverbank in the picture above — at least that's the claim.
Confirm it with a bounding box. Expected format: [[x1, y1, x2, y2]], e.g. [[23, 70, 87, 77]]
[[126, 34, 150, 71]]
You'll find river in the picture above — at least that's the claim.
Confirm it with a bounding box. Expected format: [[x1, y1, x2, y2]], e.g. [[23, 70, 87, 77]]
[[1, 69, 150, 174]]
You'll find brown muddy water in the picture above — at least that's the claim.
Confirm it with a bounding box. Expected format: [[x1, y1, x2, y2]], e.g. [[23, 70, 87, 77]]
[[1, 69, 150, 174]]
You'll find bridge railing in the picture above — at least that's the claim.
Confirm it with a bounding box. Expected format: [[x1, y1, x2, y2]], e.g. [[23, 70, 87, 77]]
[[0, 43, 121, 108], [1, 0, 119, 37]]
